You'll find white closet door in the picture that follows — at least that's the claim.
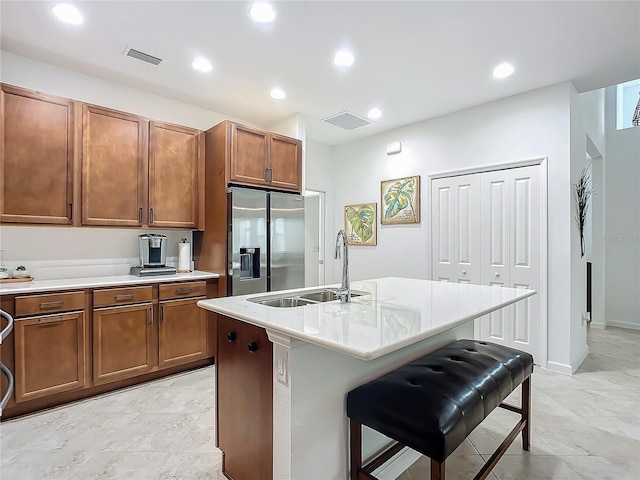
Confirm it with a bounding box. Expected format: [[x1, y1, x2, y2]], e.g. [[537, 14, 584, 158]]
[[509, 166, 541, 357], [431, 175, 481, 284], [478, 166, 542, 361]]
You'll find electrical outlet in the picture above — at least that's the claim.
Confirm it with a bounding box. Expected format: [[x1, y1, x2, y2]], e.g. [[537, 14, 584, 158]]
[[275, 344, 289, 387]]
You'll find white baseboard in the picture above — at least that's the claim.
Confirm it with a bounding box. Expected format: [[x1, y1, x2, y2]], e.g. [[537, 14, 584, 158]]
[[373, 447, 422, 479], [571, 345, 590, 373], [606, 319, 640, 330], [545, 361, 573, 375], [590, 321, 606, 330], [546, 345, 590, 375]]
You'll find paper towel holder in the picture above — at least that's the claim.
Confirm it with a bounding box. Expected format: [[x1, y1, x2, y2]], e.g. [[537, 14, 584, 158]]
[[177, 237, 192, 273]]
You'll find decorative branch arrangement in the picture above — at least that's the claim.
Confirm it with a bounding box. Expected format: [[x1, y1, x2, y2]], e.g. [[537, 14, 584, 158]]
[[574, 165, 597, 257]]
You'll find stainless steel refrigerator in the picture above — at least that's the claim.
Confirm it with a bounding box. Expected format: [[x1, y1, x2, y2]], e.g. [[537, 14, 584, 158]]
[[228, 186, 305, 296]]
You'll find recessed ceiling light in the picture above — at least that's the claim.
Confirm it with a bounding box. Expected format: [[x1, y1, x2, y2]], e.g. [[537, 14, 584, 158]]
[[51, 3, 83, 25], [333, 50, 355, 67], [367, 108, 382, 120], [192, 56, 213, 73], [270, 88, 286, 100], [249, 3, 276, 23], [493, 62, 515, 79]]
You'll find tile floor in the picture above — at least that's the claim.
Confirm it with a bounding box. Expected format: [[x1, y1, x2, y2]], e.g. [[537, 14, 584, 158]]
[[0, 326, 638, 480]]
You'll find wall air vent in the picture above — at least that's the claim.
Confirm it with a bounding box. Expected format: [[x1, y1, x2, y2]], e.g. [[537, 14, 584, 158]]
[[322, 111, 372, 130], [124, 47, 163, 66]]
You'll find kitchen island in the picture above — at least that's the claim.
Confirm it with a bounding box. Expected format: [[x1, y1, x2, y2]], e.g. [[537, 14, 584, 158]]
[[197, 277, 535, 480]]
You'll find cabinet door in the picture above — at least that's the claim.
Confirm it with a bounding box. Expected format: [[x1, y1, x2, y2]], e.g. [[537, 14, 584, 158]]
[[229, 123, 269, 187], [149, 122, 202, 228], [93, 303, 154, 385], [82, 105, 147, 226], [1, 85, 75, 224], [269, 134, 302, 192], [14, 311, 86, 402], [158, 297, 206, 368], [217, 315, 273, 480]]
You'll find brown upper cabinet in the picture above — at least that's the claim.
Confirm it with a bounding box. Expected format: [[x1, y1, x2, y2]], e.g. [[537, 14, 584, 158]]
[[226, 122, 302, 192], [1, 85, 77, 225], [82, 105, 148, 227], [1, 84, 204, 229], [149, 121, 204, 229], [82, 107, 205, 229]]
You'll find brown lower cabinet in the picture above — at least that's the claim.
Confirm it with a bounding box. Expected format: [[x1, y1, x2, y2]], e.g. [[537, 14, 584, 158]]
[[159, 297, 207, 368], [217, 314, 273, 480], [93, 303, 154, 385], [14, 311, 86, 402], [1, 278, 218, 419]]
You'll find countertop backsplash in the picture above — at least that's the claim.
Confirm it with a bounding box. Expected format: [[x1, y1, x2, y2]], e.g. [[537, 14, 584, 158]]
[[0, 226, 193, 281], [1, 257, 186, 281]]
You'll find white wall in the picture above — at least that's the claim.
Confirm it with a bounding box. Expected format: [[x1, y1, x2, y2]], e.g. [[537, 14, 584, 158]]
[[0, 51, 255, 277], [313, 83, 578, 370], [305, 141, 336, 283], [569, 86, 605, 369], [604, 87, 640, 329]]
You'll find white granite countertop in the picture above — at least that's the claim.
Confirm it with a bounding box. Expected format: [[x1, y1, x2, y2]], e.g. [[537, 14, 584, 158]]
[[197, 277, 535, 360], [0, 270, 219, 294]]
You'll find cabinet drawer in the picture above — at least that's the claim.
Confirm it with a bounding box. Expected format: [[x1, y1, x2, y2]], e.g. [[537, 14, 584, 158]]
[[93, 286, 153, 308], [15, 291, 84, 317], [159, 281, 206, 300]]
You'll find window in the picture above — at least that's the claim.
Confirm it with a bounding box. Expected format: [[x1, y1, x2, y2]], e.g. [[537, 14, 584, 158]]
[[616, 78, 640, 130]]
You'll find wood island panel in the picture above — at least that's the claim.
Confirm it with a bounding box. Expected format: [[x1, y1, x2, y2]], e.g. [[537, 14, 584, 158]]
[[217, 314, 273, 480]]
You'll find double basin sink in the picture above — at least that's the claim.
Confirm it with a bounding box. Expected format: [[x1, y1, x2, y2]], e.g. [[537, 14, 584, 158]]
[[248, 289, 365, 308]]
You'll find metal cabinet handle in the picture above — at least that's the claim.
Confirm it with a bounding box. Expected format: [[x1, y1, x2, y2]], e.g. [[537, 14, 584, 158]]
[[248, 342, 258, 353], [69, 202, 73, 221], [150, 208, 154, 224], [227, 332, 236, 342], [266, 168, 273, 182], [0, 362, 14, 410], [39, 301, 64, 309], [160, 308, 164, 324], [1, 310, 14, 343], [115, 294, 134, 301], [462, 270, 467, 275], [139, 207, 143, 223], [38, 315, 64, 324], [148, 308, 153, 325], [175, 288, 193, 294]]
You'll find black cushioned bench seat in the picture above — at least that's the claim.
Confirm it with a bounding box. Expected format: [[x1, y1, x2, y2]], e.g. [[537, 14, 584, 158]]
[[347, 339, 534, 480]]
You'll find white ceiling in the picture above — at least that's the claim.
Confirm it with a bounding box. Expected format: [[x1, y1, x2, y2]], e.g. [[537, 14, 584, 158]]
[[1, 1, 639, 145]]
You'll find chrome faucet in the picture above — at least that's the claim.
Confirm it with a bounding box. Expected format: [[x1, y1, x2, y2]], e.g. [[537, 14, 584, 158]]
[[334, 229, 351, 303]]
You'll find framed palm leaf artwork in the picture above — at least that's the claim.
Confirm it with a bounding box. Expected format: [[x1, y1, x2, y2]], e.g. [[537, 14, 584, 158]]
[[380, 175, 420, 224], [344, 203, 377, 246]]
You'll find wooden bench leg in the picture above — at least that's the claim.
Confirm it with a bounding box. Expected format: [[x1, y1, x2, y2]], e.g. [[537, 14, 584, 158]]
[[431, 459, 445, 480], [522, 376, 531, 451], [350, 419, 362, 480]]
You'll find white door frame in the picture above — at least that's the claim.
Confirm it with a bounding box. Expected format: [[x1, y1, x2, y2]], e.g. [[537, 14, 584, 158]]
[[426, 157, 548, 368]]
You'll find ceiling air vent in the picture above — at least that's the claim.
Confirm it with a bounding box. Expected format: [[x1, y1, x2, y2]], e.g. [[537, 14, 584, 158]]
[[124, 47, 163, 66], [322, 111, 372, 130]]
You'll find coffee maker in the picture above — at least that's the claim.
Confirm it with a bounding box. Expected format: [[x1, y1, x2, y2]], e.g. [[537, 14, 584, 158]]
[[130, 234, 177, 276]]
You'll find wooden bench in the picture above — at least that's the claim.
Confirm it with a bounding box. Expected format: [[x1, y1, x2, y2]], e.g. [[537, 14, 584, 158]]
[[347, 339, 533, 480]]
